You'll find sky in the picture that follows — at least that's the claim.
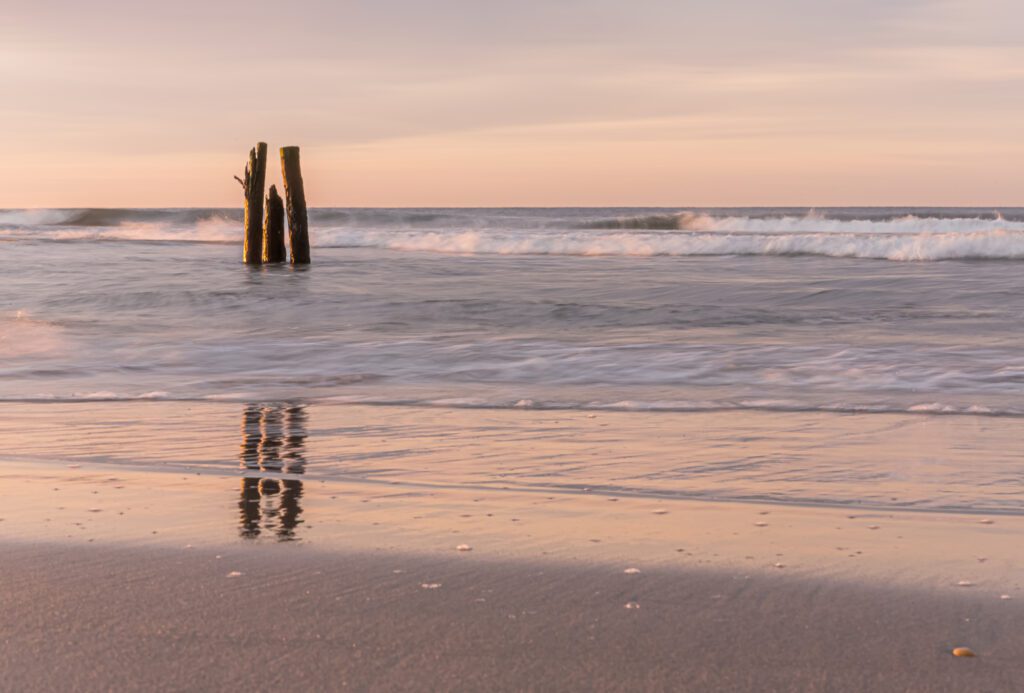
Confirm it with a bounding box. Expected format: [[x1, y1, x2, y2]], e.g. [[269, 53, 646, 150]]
[[3, 0, 1024, 207]]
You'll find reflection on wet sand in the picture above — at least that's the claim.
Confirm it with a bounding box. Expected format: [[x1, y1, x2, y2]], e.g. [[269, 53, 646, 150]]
[[238, 404, 307, 540]]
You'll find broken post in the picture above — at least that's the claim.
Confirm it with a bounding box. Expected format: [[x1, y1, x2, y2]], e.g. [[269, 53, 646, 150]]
[[235, 142, 268, 265], [262, 185, 286, 263], [280, 146, 311, 264]]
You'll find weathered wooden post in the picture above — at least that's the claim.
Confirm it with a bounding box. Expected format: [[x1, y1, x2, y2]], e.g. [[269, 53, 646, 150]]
[[235, 142, 268, 265], [280, 146, 311, 264], [262, 185, 286, 263]]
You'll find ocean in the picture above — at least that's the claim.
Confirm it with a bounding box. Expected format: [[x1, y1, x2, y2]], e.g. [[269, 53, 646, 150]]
[[2, 207, 1023, 514]]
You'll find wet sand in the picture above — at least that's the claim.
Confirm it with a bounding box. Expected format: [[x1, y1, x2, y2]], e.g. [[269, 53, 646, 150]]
[[2, 541, 1021, 692], [1, 402, 1022, 691]]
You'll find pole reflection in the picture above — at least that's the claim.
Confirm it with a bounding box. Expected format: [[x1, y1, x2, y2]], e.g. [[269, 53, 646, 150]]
[[238, 403, 307, 541]]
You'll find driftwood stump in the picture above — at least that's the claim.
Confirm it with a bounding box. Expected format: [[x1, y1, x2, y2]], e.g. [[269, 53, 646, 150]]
[[236, 142, 268, 265], [262, 185, 286, 263], [280, 146, 311, 264]]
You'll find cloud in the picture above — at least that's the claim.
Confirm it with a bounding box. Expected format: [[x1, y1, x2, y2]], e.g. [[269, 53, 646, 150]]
[[2, 0, 1024, 205]]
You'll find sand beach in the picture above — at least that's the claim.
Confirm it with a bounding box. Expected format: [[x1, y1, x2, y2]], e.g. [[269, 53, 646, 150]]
[[1, 401, 1021, 690]]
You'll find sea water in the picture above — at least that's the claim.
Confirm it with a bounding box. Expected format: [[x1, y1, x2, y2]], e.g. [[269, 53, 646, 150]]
[[1, 207, 1022, 513]]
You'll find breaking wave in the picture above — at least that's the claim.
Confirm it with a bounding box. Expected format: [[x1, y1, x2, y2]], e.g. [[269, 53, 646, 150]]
[[0, 208, 241, 228], [4, 207, 1024, 260], [579, 210, 1024, 235], [313, 227, 1024, 261]]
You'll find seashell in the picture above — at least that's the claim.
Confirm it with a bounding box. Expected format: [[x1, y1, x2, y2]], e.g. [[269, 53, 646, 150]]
[[952, 647, 976, 658]]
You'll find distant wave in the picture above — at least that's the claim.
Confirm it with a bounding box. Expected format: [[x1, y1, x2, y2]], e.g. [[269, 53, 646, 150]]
[[578, 210, 1024, 234], [6, 226, 1024, 261], [0, 208, 242, 228], [309, 227, 1024, 260], [581, 213, 691, 230], [5, 207, 1024, 260], [0, 207, 470, 228], [5, 207, 1024, 229]]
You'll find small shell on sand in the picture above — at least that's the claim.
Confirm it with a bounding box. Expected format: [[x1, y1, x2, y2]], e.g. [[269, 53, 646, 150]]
[[624, 601, 640, 609], [226, 571, 243, 578], [754, 522, 768, 527], [999, 594, 1012, 600], [978, 519, 995, 524], [456, 544, 472, 552], [957, 580, 974, 587], [421, 583, 442, 589], [624, 568, 641, 574], [651, 509, 669, 515], [952, 647, 976, 658]]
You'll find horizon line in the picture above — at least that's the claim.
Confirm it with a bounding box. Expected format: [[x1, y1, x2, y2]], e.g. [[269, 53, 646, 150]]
[[5, 204, 1024, 210]]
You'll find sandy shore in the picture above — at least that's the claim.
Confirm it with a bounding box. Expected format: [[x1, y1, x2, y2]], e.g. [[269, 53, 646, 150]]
[[1, 540, 1020, 692], [1, 401, 1021, 690]]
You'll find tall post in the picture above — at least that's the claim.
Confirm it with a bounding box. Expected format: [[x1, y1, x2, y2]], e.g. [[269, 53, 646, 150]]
[[237, 142, 268, 265], [280, 146, 311, 264], [262, 185, 286, 263]]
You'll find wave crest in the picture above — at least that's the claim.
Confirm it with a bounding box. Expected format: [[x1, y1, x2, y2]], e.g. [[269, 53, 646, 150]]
[[311, 227, 1024, 261], [5, 207, 1024, 261], [579, 210, 1024, 235]]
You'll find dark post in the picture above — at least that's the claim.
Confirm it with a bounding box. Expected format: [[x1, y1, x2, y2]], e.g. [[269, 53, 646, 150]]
[[235, 142, 268, 265], [262, 185, 286, 263], [280, 146, 311, 264]]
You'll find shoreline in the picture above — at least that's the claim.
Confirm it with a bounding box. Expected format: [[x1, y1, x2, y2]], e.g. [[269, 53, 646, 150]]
[[2, 400, 1021, 690], [2, 401, 1021, 515], [2, 446, 1020, 595]]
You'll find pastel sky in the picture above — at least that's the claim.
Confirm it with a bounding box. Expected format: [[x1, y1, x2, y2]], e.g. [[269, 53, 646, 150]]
[[3, 0, 1023, 207]]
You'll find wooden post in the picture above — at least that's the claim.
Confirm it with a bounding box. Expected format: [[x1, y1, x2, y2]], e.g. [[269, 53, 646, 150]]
[[262, 185, 286, 263], [280, 146, 311, 264], [235, 142, 267, 265]]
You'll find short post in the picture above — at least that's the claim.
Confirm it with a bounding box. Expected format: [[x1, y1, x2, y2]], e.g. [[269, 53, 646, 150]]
[[262, 185, 286, 263], [235, 142, 268, 265], [280, 146, 311, 264]]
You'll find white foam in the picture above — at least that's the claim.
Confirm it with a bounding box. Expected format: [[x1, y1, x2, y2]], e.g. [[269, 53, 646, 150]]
[[6, 208, 1024, 261], [101, 218, 239, 243], [673, 212, 1024, 235], [310, 227, 1024, 261]]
